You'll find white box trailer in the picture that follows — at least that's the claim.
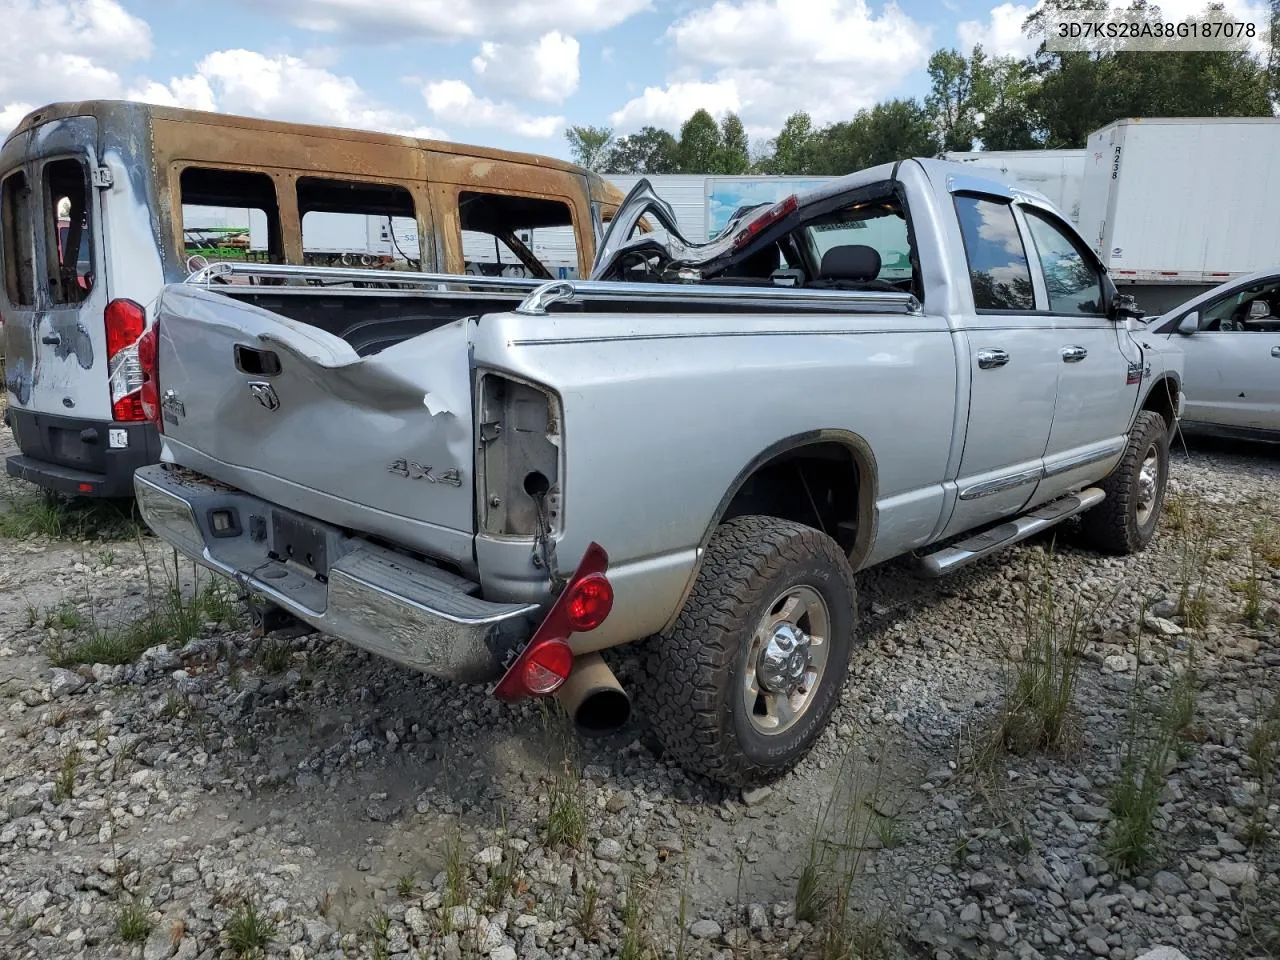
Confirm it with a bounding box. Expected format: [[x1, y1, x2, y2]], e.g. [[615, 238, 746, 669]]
[[944, 149, 1086, 223], [1078, 117, 1280, 313]]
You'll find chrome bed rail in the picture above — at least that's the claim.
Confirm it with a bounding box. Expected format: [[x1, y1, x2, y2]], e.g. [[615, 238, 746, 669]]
[[183, 262, 922, 316]]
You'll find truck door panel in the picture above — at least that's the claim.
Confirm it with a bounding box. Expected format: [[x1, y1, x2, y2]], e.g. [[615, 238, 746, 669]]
[[943, 194, 1059, 538], [1022, 207, 1140, 500]]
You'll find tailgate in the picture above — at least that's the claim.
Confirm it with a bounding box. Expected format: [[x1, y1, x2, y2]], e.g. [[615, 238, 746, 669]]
[[153, 284, 476, 565]]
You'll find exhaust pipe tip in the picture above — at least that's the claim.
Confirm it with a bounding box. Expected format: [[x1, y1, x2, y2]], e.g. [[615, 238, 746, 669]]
[[555, 652, 631, 737]]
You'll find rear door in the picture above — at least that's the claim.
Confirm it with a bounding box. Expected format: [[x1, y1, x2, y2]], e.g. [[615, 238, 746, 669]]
[[1022, 205, 1140, 500], [943, 193, 1061, 537], [2, 117, 111, 421]]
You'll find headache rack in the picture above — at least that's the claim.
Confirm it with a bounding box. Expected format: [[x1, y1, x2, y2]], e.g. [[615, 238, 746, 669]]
[[184, 261, 922, 316]]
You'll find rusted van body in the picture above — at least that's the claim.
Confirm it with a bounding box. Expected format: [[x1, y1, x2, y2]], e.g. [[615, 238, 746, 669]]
[[0, 100, 621, 497]]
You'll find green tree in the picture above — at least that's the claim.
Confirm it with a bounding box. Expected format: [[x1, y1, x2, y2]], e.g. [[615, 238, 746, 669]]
[[677, 109, 723, 174], [757, 111, 816, 174], [605, 126, 681, 174], [718, 112, 751, 174], [565, 125, 614, 171], [927, 46, 990, 152], [811, 99, 940, 174], [980, 56, 1041, 150]]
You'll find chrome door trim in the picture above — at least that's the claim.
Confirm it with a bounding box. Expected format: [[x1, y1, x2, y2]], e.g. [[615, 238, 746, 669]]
[[1041, 438, 1127, 478], [958, 468, 1041, 501]]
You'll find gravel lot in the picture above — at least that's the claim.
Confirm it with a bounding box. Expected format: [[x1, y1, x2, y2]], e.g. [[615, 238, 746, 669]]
[[1, 427, 1278, 960]]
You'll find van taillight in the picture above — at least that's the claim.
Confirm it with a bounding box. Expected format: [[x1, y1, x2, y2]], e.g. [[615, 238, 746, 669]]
[[105, 298, 149, 423]]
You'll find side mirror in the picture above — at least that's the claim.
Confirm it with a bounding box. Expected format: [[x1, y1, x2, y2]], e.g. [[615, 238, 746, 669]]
[[1111, 293, 1145, 322], [1176, 311, 1200, 335], [1248, 301, 1270, 319]]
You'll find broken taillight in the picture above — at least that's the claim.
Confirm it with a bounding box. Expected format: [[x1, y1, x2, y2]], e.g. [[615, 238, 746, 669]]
[[493, 542, 612, 701], [105, 298, 148, 422], [732, 194, 798, 250], [136, 323, 160, 433]]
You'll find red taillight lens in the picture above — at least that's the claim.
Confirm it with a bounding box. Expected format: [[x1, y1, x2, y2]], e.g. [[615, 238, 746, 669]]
[[105, 299, 145, 360], [522, 639, 574, 695], [565, 573, 613, 632], [493, 542, 612, 702], [105, 298, 150, 424], [733, 194, 798, 250], [136, 325, 160, 431]]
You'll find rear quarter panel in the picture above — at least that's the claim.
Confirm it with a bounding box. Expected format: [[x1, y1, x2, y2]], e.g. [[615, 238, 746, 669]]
[[471, 308, 958, 649]]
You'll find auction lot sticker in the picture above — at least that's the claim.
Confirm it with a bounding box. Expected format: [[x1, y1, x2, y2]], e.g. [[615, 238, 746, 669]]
[[1045, 6, 1271, 53]]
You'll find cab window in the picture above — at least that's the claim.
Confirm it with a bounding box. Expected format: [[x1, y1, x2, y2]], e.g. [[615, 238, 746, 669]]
[[43, 159, 94, 304], [1198, 280, 1280, 332], [1023, 208, 1104, 315], [954, 195, 1034, 311]]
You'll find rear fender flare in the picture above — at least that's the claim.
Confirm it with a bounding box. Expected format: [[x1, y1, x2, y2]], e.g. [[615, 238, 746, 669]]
[[659, 429, 878, 635]]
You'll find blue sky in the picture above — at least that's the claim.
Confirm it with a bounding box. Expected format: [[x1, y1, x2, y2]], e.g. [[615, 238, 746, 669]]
[[0, 0, 1267, 159]]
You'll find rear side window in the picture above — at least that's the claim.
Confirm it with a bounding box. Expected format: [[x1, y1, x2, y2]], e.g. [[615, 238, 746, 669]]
[[297, 178, 420, 270], [1023, 209, 1103, 315], [180, 167, 283, 267], [43, 159, 94, 304], [954, 195, 1033, 311], [1, 171, 34, 305], [459, 191, 577, 280]]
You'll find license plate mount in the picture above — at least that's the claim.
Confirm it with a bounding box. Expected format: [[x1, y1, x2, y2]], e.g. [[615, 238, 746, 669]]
[[271, 511, 329, 576]]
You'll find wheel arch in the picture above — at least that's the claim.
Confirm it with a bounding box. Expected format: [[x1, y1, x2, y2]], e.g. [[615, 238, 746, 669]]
[[659, 429, 878, 634], [1138, 373, 1181, 438]]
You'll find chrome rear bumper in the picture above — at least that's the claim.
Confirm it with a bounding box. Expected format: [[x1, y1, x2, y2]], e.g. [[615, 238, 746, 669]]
[[134, 464, 538, 682]]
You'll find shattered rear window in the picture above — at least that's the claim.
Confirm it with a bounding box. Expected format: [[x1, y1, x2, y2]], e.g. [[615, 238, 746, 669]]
[[1, 170, 35, 306]]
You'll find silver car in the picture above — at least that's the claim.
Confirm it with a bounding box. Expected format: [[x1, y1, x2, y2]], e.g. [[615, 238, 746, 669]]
[[1153, 271, 1280, 441]]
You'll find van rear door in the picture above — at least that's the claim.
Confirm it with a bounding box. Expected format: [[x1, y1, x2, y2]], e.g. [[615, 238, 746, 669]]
[[2, 116, 113, 429]]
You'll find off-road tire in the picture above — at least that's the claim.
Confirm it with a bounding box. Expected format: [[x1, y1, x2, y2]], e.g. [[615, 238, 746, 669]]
[[1080, 410, 1169, 554], [643, 515, 857, 787]]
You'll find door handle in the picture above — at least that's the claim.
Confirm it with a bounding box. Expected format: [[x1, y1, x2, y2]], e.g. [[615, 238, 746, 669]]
[[1272, 346, 1280, 358], [1061, 345, 1088, 363], [41, 333, 61, 346], [976, 348, 1009, 369]]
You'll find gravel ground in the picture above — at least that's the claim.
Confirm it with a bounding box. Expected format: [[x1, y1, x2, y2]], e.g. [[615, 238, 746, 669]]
[[1, 427, 1278, 960]]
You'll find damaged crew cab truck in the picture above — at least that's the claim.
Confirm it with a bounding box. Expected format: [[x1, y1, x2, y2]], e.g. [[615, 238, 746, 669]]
[[134, 159, 1183, 786]]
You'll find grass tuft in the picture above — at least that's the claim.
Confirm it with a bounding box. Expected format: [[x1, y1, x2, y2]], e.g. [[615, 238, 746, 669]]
[[994, 552, 1099, 755], [1172, 498, 1216, 629], [0, 489, 141, 541], [52, 746, 83, 802], [254, 639, 291, 674], [224, 898, 276, 958], [116, 898, 153, 943]]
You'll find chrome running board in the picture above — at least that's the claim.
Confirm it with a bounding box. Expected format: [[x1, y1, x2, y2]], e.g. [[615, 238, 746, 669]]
[[917, 487, 1106, 577]]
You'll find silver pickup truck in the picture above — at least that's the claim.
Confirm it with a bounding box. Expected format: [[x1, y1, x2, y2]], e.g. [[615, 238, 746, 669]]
[[132, 159, 1183, 787]]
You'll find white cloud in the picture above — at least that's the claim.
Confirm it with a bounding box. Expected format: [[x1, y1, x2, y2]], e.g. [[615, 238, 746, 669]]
[[135, 50, 447, 139], [611, 0, 931, 135], [0, 0, 152, 132], [266, 0, 650, 40], [958, 3, 1038, 58], [471, 31, 579, 103], [610, 80, 742, 131], [423, 79, 563, 138]]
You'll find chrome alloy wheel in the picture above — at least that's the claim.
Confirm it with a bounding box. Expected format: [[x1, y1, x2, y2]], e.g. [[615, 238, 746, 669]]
[[1135, 443, 1160, 526], [742, 585, 831, 735]]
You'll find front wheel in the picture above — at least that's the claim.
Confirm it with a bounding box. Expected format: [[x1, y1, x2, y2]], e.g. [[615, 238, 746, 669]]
[[1080, 410, 1170, 554], [643, 516, 857, 787]]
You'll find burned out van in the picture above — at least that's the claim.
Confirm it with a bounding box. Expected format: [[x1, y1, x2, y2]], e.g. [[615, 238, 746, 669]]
[[0, 100, 623, 497]]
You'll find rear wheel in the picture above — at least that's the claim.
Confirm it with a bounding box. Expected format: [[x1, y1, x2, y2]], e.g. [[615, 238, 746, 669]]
[[1080, 410, 1169, 554], [643, 516, 857, 787]]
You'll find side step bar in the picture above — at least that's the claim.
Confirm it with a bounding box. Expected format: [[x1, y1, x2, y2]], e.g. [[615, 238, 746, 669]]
[[917, 487, 1105, 577]]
